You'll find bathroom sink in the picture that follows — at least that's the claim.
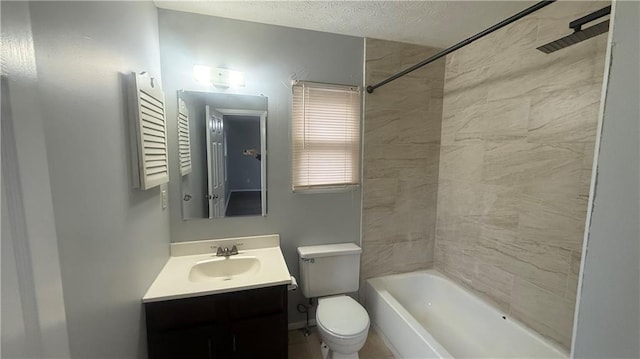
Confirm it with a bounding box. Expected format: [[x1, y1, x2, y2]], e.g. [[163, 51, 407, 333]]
[[189, 256, 260, 282], [143, 234, 292, 302]]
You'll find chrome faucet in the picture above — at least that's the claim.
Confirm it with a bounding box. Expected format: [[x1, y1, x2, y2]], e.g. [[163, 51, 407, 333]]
[[216, 245, 239, 257]]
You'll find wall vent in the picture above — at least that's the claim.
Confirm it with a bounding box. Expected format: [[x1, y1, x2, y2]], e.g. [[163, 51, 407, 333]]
[[178, 98, 192, 176], [128, 72, 169, 190]]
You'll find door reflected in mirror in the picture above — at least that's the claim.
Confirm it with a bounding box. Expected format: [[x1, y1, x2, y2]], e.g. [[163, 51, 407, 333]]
[[179, 91, 267, 220]]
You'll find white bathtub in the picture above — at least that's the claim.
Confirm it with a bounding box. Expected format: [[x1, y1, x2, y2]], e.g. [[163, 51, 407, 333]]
[[365, 270, 568, 359]]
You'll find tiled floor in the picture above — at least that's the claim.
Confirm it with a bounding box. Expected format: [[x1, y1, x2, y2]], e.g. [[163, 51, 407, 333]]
[[288, 326, 395, 359]]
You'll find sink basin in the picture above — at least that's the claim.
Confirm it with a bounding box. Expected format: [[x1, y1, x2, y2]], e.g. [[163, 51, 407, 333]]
[[189, 256, 260, 282], [142, 235, 294, 302]]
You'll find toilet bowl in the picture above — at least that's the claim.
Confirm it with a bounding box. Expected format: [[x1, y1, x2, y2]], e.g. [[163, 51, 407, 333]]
[[297, 243, 368, 358], [316, 295, 370, 359]]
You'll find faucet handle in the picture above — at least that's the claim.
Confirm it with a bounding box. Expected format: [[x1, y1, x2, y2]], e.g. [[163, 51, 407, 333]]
[[216, 247, 224, 256], [230, 245, 239, 255]]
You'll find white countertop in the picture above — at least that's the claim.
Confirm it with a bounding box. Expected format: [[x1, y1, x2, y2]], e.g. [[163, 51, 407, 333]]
[[143, 234, 292, 303]]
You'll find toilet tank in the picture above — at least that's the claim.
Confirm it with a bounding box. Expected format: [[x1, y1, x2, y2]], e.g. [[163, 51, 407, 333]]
[[297, 243, 362, 298]]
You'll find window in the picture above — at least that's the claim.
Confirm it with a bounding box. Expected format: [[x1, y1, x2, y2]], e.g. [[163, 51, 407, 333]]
[[291, 81, 361, 191]]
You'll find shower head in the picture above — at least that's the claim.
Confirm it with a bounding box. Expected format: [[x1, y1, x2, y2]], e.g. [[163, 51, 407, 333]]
[[537, 5, 611, 54], [537, 20, 610, 54]]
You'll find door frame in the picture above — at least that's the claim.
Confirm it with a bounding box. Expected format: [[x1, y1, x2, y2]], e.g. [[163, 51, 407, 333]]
[[215, 109, 267, 217]]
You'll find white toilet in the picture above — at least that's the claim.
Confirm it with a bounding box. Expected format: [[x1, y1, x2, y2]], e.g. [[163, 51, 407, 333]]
[[297, 243, 370, 359]]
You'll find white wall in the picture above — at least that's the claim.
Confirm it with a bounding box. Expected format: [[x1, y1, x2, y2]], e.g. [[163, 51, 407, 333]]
[[1, 2, 70, 357], [25, 2, 171, 358], [158, 10, 364, 323], [573, 1, 640, 357]]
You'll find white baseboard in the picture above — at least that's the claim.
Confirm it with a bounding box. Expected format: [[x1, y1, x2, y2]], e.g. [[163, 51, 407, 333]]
[[288, 319, 317, 331]]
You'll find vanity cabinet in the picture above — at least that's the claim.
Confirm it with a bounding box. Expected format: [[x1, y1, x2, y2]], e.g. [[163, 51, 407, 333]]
[[145, 285, 288, 359]]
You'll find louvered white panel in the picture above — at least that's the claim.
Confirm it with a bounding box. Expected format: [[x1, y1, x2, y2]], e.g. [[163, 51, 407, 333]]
[[129, 72, 169, 189], [177, 99, 192, 176]]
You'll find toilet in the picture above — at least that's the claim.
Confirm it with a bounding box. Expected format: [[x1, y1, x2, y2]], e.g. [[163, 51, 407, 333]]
[[297, 243, 370, 359]]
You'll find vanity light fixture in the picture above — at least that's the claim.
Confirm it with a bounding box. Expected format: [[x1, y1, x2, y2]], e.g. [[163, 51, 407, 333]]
[[192, 65, 245, 88], [213, 67, 245, 88], [193, 64, 212, 84]]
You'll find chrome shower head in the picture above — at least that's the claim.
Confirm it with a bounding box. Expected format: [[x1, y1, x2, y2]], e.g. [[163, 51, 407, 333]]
[[537, 5, 611, 54], [537, 20, 610, 54]]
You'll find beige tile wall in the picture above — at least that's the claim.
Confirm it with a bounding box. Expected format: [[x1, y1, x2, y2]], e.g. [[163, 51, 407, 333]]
[[361, 38, 445, 281], [435, 1, 609, 350]]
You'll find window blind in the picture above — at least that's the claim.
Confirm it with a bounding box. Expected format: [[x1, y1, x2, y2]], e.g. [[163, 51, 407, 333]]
[[292, 81, 361, 191]]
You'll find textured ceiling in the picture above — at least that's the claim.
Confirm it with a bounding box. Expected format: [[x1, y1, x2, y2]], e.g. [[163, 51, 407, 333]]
[[154, 1, 537, 48]]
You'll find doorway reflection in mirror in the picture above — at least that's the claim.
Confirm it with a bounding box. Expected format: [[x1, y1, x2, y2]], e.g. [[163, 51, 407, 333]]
[[179, 91, 267, 220]]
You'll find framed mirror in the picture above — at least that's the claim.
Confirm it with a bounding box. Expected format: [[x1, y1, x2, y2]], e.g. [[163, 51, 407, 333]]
[[178, 91, 267, 220]]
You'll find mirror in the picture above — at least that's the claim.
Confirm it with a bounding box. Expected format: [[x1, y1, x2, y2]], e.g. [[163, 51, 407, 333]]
[[178, 91, 267, 220]]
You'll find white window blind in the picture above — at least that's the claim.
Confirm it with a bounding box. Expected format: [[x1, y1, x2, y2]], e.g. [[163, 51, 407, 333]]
[[129, 72, 169, 190], [177, 99, 192, 176], [292, 81, 361, 191]]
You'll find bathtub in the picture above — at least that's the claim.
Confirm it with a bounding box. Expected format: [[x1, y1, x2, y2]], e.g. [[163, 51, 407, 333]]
[[365, 270, 568, 359]]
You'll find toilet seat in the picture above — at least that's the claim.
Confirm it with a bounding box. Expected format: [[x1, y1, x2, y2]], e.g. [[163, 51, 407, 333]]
[[316, 296, 370, 339]]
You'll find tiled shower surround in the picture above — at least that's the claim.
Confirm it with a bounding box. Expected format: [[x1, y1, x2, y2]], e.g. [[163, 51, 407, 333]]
[[435, 1, 608, 350], [361, 38, 445, 280], [362, 1, 609, 351]]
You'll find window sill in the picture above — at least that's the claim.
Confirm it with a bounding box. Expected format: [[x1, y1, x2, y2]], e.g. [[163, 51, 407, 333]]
[[292, 185, 360, 194]]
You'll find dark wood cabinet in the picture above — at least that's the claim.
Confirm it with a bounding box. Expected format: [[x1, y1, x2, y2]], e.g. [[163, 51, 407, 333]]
[[231, 314, 287, 358], [145, 285, 287, 359], [147, 325, 230, 359]]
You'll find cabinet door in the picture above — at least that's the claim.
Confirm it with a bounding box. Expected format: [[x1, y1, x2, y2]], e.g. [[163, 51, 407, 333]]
[[230, 314, 287, 359], [148, 325, 229, 359]]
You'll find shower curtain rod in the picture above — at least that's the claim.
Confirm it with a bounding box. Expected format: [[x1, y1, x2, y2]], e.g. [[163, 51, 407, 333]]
[[366, 0, 556, 94]]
